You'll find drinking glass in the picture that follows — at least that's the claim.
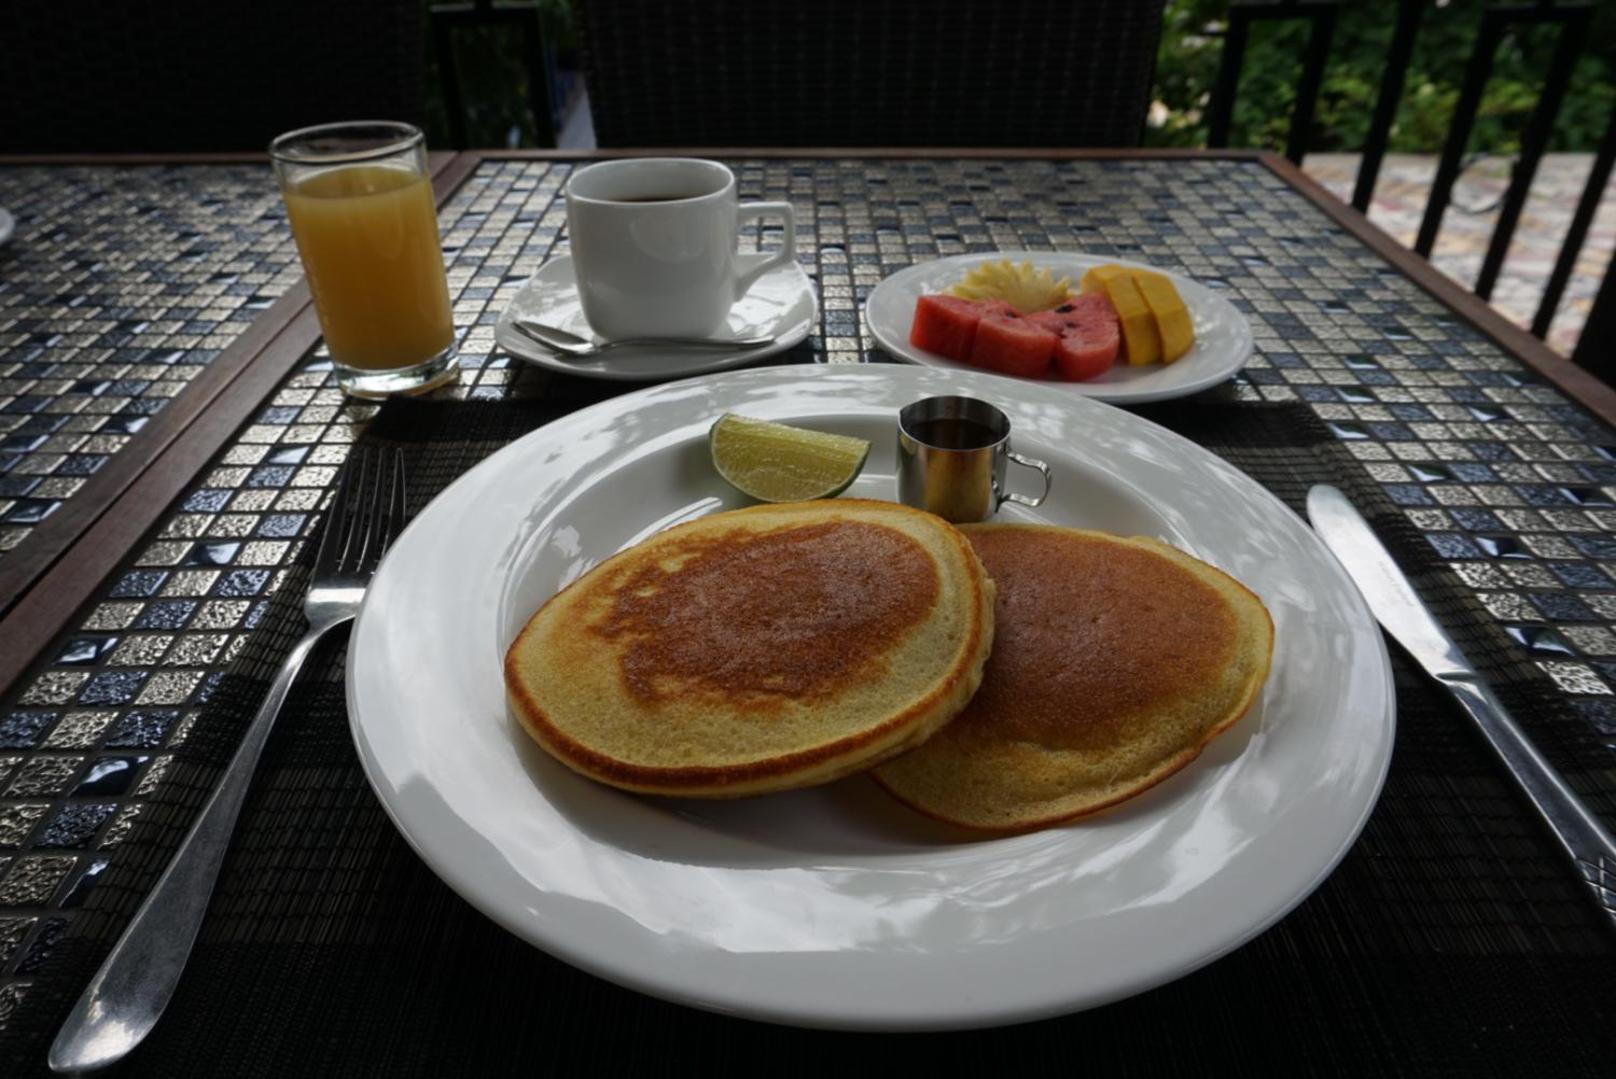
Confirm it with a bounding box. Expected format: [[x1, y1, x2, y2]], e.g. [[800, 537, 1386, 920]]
[[270, 121, 458, 397]]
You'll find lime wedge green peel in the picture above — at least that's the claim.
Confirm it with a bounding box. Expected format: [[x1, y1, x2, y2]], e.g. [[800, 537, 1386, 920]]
[[709, 413, 870, 502]]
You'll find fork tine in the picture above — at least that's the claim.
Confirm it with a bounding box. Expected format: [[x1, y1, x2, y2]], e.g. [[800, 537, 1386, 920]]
[[313, 445, 362, 574], [352, 448, 388, 571], [381, 448, 408, 555], [335, 445, 372, 572], [356, 448, 406, 574]]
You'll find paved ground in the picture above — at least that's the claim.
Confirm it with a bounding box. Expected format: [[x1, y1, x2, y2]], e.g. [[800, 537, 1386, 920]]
[[1303, 153, 1613, 357]]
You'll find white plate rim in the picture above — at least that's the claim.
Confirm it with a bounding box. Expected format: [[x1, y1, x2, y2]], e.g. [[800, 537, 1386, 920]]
[[494, 253, 818, 381], [865, 251, 1255, 404], [346, 364, 1394, 1030]]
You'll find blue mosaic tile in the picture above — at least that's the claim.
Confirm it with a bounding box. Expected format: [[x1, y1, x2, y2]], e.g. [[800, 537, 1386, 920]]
[[36, 804, 116, 848], [14, 916, 68, 974], [217, 569, 271, 597], [1385, 484, 1434, 507], [187, 542, 240, 566], [2, 499, 60, 525], [134, 600, 196, 630], [1559, 487, 1615, 507], [56, 637, 119, 665], [104, 709, 179, 749], [1505, 626, 1576, 656], [1572, 698, 1616, 735], [71, 756, 148, 797], [1571, 535, 1616, 560], [58, 857, 110, 910], [1366, 422, 1415, 440], [77, 671, 148, 706], [1428, 533, 1482, 559], [182, 489, 233, 513], [108, 571, 167, 599], [1451, 508, 1504, 531], [1476, 536, 1529, 559], [246, 465, 295, 488], [1530, 593, 1599, 621], [0, 713, 54, 750], [256, 514, 306, 538], [243, 601, 271, 630], [193, 671, 227, 705], [1551, 563, 1614, 590], [0, 476, 41, 498], [1450, 464, 1497, 483]]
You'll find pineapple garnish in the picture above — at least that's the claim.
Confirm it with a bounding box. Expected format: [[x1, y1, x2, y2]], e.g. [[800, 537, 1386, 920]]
[[948, 259, 1073, 312]]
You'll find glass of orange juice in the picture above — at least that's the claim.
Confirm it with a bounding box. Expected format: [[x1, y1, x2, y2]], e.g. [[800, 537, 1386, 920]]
[[270, 121, 457, 397]]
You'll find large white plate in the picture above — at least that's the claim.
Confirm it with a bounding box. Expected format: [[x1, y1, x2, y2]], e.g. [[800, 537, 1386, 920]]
[[494, 254, 817, 381], [347, 365, 1393, 1031], [865, 251, 1254, 403]]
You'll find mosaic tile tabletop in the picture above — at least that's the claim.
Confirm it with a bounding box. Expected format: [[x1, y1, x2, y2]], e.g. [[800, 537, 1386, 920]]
[[0, 164, 303, 554], [3, 156, 1616, 1029]]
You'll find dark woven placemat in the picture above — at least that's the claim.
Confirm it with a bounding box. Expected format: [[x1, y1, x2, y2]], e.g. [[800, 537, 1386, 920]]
[[6, 388, 1614, 1077]]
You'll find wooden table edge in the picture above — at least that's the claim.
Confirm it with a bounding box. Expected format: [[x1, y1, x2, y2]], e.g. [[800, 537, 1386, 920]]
[[1256, 152, 1616, 428]]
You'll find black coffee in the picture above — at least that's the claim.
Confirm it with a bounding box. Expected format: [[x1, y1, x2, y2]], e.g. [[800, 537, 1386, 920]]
[[914, 417, 1002, 450]]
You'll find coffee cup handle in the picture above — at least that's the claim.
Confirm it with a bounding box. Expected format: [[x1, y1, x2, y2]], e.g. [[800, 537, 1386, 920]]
[[734, 201, 797, 299], [999, 451, 1051, 509]]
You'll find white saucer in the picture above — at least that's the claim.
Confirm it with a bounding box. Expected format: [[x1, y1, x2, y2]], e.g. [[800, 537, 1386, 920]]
[[495, 254, 818, 381]]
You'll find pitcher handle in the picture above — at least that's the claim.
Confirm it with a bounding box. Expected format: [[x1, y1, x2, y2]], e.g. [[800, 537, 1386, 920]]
[[1000, 451, 1051, 509]]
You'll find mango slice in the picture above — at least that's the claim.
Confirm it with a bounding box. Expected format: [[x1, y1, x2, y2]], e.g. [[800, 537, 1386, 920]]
[[1131, 270, 1194, 363], [1079, 264, 1129, 295], [1094, 273, 1159, 366]]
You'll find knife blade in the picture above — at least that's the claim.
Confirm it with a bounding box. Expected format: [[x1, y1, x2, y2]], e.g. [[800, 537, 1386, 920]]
[[1307, 484, 1616, 934]]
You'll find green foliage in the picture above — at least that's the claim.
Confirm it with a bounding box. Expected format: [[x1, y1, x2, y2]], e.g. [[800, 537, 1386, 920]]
[[1146, 0, 1616, 154], [419, 0, 579, 149]]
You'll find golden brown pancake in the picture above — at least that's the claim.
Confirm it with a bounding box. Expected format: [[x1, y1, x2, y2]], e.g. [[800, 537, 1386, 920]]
[[874, 525, 1273, 832], [505, 499, 995, 798]]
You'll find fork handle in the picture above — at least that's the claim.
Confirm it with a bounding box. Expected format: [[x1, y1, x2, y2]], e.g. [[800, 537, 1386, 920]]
[[49, 619, 347, 1074]]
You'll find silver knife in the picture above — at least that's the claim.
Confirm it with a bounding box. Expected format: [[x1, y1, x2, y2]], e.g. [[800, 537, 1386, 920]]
[[1307, 484, 1616, 932]]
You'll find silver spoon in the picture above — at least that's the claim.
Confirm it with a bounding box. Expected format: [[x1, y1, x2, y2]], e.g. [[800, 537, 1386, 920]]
[[512, 318, 773, 358]]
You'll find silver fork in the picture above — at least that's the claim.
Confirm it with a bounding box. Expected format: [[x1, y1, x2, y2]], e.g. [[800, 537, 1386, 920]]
[[49, 446, 408, 1074]]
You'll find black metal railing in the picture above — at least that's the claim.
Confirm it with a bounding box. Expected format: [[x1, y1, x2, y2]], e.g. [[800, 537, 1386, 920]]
[[1206, 0, 1339, 167], [1198, 0, 1611, 373]]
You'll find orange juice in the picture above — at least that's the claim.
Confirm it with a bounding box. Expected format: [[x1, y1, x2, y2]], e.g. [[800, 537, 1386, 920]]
[[283, 164, 453, 370]]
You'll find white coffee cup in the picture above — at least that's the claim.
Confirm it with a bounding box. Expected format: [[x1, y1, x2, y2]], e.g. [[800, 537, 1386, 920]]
[[564, 158, 797, 340]]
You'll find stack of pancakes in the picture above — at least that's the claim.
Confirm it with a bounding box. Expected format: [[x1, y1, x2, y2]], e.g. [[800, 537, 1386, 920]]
[[505, 500, 1273, 833]]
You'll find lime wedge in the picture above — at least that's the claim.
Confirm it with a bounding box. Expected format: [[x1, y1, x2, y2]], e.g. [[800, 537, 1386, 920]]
[[709, 413, 871, 502]]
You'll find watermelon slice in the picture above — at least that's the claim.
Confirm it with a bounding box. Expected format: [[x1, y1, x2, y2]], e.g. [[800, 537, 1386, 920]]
[[910, 295, 1017, 363], [969, 311, 1056, 378], [1026, 293, 1120, 381]]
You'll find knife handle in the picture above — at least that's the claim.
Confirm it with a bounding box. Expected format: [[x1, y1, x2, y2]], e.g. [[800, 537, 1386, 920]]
[[1439, 674, 1616, 931]]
